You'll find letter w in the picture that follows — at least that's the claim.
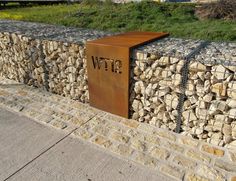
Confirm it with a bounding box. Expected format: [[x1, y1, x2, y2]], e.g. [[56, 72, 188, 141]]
[[92, 56, 101, 69]]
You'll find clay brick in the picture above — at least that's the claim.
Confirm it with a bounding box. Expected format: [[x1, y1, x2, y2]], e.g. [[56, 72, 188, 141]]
[[156, 130, 176, 142], [131, 138, 147, 152], [105, 113, 123, 122], [215, 160, 236, 173], [137, 123, 155, 133], [196, 165, 225, 181], [165, 141, 185, 153], [173, 155, 196, 169], [50, 120, 67, 129], [0, 90, 10, 96], [37, 114, 54, 123], [144, 134, 161, 145], [92, 125, 110, 137], [112, 144, 134, 157], [121, 119, 139, 128], [70, 117, 85, 126], [186, 150, 211, 164], [17, 90, 28, 96], [160, 164, 184, 180], [230, 152, 236, 162], [71, 101, 87, 110], [202, 145, 224, 157], [110, 131, 130, 144], [186, 173, 211, 181], [73, 129, 93, 140], [179, 137, 199, 147], [93, 135, 112, 148], [150, 147, 170, 160], [135, 153, 157, 168]]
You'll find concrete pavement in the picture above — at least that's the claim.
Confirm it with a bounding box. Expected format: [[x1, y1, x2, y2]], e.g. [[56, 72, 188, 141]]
[[0, 107, 172, 181]]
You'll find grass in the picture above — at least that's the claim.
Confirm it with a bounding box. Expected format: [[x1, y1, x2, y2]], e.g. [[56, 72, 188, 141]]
[[0, 1, 235, 42]]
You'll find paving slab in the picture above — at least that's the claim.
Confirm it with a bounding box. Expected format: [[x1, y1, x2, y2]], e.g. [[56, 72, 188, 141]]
[[0, 107, 67, 181], [8, 136, 172, 181]]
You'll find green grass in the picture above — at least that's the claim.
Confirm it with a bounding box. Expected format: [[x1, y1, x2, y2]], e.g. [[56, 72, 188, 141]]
[[0, 1, 235, 42]]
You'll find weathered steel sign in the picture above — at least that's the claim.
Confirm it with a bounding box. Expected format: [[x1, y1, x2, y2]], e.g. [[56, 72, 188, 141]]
[[86, 32, 169, 118]]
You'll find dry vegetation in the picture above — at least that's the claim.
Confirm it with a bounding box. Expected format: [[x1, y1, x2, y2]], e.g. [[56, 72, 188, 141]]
[[196, 0, 236, 20]]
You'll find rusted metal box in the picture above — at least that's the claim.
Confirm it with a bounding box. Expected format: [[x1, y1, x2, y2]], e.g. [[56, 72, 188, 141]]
[[86, 32, 169, 118]]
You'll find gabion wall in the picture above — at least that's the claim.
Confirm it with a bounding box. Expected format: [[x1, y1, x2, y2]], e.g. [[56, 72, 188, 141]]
[[130, 40, 236, 148], [1, 20, 236, 148], [0, 32, 89, 103]]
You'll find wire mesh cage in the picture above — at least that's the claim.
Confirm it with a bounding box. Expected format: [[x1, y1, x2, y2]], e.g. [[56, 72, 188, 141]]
[[130, 41, 236, 147]]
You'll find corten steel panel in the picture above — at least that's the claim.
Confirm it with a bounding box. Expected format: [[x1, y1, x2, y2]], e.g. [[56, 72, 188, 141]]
[[86, 32, 169, 118]]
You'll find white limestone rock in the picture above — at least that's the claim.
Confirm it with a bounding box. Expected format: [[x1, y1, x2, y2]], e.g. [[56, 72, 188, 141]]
[[209, 132, 222, 146], [138, 109, 146, 117], [161, 69, 172, 78], [154, 67, 162, 77], [212, 65, 231, 80], [227, 81, 236, 99], [158, 56, 169, 66], [132, 99, 142, 111], [159, 80, 173, 87], [134, 66, 142, 76], [211, 82, 227, 97], [134, 81, 145, 94], [176, 60, 185, 73], [189, 62, 207, 72], [165, 94, 179, 110], [68, 73, 76, 83], [183, 100, 191, 110], [226, 140, 236, 150], [232, 123, 236, 138], [195, 108, 209, 120], [145, 84, 153, 96], [156, 87, 170, 97], [149, 117, 159, 127], [169, 64, 176, 72], [202, 93, 213, 103], [197, 72, 205, 81], [195, 127, 203, 135], [222, 124, 232, 136], [225, 65, 236, 72], [197, 100, 207, 109], [213, 120, 223, 132], [183, 110, 197, 121], [189, 95, 198, 104], [215, 114, 228, 122], [151, 97, 161, 105], [186, 80, 195, 96], [209, 100, 227, 115], [172, 74, 182, 86], [170, 57, 179, 64], [226, 99, 236, 108], [145, 68, 153, 79], [229, 109, 236, 119]]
